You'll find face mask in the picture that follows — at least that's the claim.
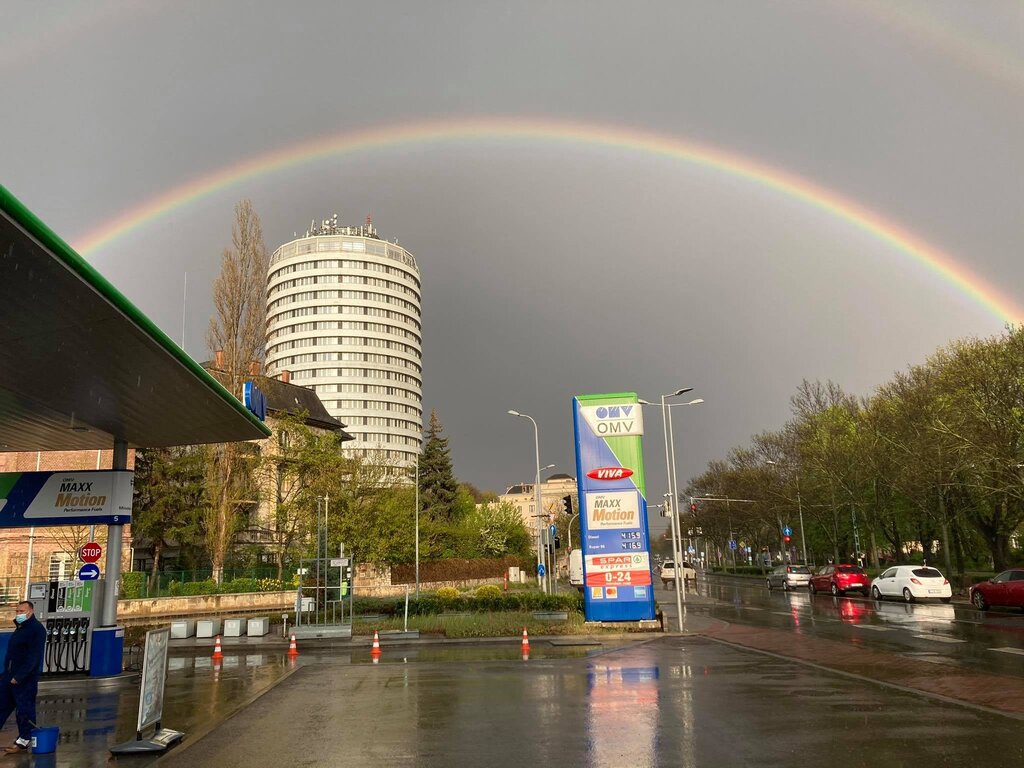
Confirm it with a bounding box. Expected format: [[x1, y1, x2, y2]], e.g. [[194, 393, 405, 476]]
[[14, 614, 27, 624]]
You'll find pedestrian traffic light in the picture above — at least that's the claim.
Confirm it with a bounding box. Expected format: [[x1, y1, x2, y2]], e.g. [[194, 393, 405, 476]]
[[690, 502, 697, 513], [561, 495, 573, 514]]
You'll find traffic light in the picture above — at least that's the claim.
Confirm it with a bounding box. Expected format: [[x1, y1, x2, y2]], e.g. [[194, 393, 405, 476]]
[[554, 536, 561, 549], [562, 495, 573, 514], [690, 502, 697, 513], [784, 535, 791, 543]]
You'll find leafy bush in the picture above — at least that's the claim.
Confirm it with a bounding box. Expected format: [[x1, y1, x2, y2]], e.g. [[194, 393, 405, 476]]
[[475, 584, 502, 599], [436, 587, 460, 602], [180, 579, 218, 596], [120, 572, 146, 599], [221, 577, 260, 594]]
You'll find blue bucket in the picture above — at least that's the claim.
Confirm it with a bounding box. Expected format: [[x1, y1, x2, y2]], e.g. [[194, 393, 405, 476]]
[[31, 726, 59, 754]]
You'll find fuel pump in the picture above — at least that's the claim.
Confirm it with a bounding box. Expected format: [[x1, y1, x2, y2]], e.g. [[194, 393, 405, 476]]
[[29, 580, 104, 674]]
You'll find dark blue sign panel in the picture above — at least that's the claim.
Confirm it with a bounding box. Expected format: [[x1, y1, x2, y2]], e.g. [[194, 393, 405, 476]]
[[78, 563, 100, 581]]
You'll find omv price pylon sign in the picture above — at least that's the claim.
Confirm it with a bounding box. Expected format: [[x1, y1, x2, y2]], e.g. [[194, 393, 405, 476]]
[[573, 393, 655, 622]]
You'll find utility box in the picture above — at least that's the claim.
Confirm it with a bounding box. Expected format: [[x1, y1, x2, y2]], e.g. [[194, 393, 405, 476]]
[[196, 619, 222, 638], [246, 617, 269, 637], [223, 618, 247, 637], [170, 619, 196, 639]]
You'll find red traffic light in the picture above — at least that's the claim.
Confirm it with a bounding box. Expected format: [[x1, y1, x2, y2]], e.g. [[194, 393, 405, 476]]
[[784, 535, 791, 543], [690, 503, 697, 513]]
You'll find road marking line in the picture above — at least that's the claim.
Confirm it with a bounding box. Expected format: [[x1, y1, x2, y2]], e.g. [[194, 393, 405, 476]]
[[911, 634, 966, 644], [989, 647, 1024, 656], [852, 625, 891, 631], [771, 611, 797, 617]]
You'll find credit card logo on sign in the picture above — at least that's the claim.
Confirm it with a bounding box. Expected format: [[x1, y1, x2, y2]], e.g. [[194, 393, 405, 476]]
[[591, 587, 604, 600], [605, 587, 618, 599]]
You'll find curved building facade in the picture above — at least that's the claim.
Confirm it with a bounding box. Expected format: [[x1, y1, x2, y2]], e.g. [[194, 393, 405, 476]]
[[265, 217, 422, 467]]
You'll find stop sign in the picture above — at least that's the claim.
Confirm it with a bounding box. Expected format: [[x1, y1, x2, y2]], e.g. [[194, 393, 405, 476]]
[[80, 542, 102, 563]]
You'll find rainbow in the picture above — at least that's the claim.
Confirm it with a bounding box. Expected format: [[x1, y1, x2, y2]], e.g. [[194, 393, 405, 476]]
[[74, 116, 1022, 322]]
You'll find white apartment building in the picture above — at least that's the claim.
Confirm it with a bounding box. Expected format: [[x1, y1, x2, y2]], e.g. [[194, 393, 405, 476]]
[[265, 215, 423, 468]]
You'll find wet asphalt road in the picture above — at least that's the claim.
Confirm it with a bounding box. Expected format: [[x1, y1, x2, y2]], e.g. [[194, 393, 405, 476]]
[[664, 575, 1024, 680], [159, 637, 1024, 768]]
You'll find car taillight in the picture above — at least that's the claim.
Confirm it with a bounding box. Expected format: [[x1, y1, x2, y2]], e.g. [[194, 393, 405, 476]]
[[943, 579, 949, 585], [910, 578, 922, 585], [786, 567, 792, 573]]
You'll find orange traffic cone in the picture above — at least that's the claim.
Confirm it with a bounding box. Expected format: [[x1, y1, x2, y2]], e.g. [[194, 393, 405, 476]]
[[371, 630, 382, 658], [287, 633, 299, 658], [212, 635, 224, 660], [521, 626, 530, 660]]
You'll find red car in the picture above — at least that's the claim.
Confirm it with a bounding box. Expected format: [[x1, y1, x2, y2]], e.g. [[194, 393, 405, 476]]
[[808, 564, 870, 596], [970, 568, 1024, 611]]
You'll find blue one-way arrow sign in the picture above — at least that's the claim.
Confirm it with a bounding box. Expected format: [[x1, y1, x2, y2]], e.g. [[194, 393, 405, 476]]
[[78, 563, 100, 581]]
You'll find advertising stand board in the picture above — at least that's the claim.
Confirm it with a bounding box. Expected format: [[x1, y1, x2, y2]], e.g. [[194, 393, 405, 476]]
[[110, 628, 184, 754], [572, 393, 656, 622]]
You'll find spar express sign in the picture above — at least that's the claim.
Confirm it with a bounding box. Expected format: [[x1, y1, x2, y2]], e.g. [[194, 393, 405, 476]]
[[0, 470, 133, 527], [572, 393, 655, 622]]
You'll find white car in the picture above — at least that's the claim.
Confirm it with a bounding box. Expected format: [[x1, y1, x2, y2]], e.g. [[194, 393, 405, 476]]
[[871, 565, 952, 603], [660, 560, 696, 587]]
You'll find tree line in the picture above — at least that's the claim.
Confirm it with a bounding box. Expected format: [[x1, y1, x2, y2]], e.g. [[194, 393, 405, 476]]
[[685, 326, 1024, 575]]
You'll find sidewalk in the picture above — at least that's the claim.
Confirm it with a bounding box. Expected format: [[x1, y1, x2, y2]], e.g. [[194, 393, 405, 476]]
[[703, 619, 1024, 716]]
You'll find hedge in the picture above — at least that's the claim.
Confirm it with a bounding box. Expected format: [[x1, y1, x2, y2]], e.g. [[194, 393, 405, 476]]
[[391, 556, 536, 584], [351, 590, 583, 617]]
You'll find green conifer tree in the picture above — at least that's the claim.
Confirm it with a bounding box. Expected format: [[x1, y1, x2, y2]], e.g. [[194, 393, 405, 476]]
[[418, 409, 460, 522]]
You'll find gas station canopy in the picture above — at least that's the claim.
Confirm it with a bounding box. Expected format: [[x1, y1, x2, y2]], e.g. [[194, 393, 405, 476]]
[[0, 185, 272, 451]]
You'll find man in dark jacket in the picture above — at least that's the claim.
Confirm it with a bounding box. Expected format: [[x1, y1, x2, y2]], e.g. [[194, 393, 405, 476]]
[[1, 601, 46, 754]]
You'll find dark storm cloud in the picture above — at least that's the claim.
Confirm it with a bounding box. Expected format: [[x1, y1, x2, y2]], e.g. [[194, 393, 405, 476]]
[[1, 0, 1021, 505]]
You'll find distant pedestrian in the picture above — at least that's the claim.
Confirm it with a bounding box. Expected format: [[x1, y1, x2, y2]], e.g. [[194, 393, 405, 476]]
[[1, 601, 47, 754]]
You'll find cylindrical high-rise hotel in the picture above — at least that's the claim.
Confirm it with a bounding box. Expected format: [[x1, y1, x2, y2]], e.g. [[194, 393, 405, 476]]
[[265, 216, 422, 467]]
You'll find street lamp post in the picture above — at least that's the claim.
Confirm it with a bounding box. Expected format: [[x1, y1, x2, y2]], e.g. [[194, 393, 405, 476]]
[[414, 452, 420, 599], [640, 389, 701, 633], [508, 410, 549, 593]]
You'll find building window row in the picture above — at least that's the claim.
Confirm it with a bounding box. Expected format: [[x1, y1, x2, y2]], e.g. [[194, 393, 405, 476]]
[[315, 383, 421, 402], [268, 257, 419, 289], [267, 290, 420, 318], [343, 415, 421, 431], [272, 352, 421, 373], [266, 317, 422, 348], [332, 399, 422, 417], [290, 367, 421, 386], [268, 305, 423, 334], [267, 333, 421, 357], [268, 273, 419, 301], [267, 308, 422, 339], [348, 432, 422, 447]]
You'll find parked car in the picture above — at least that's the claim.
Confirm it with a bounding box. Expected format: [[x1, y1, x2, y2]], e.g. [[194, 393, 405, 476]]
[[808, 564, 870, 596], [766, 564, 812, 592], [969, 568, 1024, 611], [660, 560, 696, 587], [871, 565, 952, 603]]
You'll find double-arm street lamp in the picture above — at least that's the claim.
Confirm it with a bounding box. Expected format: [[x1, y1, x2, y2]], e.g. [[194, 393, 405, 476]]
[[508, 410, 555, 593], [640, 390, 704, 632]]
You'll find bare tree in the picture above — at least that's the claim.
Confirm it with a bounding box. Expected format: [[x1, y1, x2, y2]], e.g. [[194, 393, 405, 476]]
[[205, 200, 268, 583]]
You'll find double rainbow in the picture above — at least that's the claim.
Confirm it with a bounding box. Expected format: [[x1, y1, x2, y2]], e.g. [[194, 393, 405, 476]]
[[74, 116, 1021, 323]]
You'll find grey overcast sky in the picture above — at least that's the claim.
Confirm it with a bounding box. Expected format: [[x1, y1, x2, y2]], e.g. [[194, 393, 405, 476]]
[[2, 1, 1022, 504]]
